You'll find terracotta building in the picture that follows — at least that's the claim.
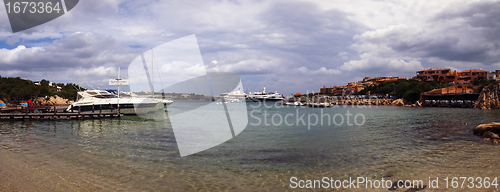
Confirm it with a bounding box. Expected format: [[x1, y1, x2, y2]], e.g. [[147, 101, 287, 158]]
[[422, 84, 478, 94], [415, 68, 489, 84], [346, 82, 366, 92], [415, 68, 458, 83], [456, 69, 488, 84], [320, 86, 347, 95]]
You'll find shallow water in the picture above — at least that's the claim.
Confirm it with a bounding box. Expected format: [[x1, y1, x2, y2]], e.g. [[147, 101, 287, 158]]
[[1, 101, 500, 191]]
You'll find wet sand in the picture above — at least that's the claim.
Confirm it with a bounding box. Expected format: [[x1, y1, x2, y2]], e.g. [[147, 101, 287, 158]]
[[0, 148, 129, 192], [0, 149, 80, 191]]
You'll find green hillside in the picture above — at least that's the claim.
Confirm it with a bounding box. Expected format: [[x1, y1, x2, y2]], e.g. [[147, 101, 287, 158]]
[[0, 76, 82, 103]]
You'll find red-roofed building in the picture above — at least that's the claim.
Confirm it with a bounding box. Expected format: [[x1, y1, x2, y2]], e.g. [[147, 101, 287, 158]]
[[415, 68, 458, 83], [320, 86, 347, 95], [415, 67, 489, 84], [422, 84, 478, 95], [456, 69, 488, 84]]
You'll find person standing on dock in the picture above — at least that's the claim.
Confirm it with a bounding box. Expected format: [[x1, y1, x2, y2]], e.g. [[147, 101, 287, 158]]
[[28, 99, 33, 109]]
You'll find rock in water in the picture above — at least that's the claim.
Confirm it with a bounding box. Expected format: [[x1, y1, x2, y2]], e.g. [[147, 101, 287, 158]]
[[415, 101, 422, 107], [473, 122, 500, 135], [475, 81, 500, 109], [482, 131, 500, 139], [391, 99, 405, 106]]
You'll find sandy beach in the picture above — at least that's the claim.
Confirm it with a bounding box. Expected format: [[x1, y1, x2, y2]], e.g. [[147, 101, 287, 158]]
[[0, 149, 81, 191], [0, 147, 129, 192]]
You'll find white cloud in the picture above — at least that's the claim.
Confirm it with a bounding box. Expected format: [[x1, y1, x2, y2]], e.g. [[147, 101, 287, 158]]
[[208, 59, 281, 75], [340, 53, 423, 73], [338, 52, 348, 60], [73, 66, 117, 78], [293, 66, 341, 75]]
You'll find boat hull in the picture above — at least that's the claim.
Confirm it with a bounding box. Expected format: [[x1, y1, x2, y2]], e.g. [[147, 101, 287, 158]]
[[245, 97, 284, 102], [67, 103, 164, 115]]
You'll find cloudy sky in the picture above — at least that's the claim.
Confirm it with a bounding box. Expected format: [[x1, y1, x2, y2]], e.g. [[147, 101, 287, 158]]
[[0, 0, 499, 95]]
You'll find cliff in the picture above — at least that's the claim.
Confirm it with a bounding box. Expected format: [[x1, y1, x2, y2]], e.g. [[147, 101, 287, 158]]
[[474, 81, 500, 109]]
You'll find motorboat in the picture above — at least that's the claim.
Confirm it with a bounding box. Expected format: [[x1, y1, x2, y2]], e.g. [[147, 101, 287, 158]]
[[66, 90, 166, 115], [245, 87, 284, 102], [219, 86, 246, 103], [107, 90, 174, 107]]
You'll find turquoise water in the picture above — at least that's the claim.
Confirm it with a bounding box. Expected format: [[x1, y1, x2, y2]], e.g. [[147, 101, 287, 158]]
[[1, 101, 500, 191]]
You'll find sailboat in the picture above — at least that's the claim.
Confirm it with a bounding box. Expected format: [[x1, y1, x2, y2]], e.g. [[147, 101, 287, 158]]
[[147, 48, 174, 107]]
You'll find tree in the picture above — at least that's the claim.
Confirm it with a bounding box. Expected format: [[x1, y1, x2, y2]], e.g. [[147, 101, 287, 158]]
[[40, 79, 49, 86], [403, 89, 422, 102]]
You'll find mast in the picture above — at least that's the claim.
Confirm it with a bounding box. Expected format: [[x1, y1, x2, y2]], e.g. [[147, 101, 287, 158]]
[[151, 48, 154, 97], [118, 67, 120, 109]]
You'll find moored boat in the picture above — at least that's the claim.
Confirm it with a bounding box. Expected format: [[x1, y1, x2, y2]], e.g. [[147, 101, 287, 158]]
[[245, 87, 284, 102], [67, 90, 165, 115]]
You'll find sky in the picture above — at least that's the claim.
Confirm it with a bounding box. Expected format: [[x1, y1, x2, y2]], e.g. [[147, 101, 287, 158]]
[[0, 0, 499, 95]]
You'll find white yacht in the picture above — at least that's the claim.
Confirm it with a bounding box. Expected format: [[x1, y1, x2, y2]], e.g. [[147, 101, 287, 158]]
[[245, 87, 284, 102], [66, 90, 167, 115], [219, 86, 246, 103], [113, 91, 174, 107]]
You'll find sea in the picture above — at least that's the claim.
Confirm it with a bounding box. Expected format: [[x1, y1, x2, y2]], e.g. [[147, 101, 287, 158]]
[[1, 100, 500, 191]]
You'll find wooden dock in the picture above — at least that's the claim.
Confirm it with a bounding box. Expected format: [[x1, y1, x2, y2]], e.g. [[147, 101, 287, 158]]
[[0, 112, 122, 120], [0, 105, 122, 120]]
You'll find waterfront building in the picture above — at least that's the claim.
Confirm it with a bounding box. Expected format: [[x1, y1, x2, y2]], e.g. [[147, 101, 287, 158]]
[[487, 72, 496, 80], [415, 68, 490, 84], [415, 68, 458, 83], [319, 86, 347, 95], [372, 77, 405, 85], [456, 69, 488, 84], [422, 84, 478, 94]]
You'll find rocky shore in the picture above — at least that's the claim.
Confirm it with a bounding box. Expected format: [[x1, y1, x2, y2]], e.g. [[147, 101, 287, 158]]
[[329, 98, 422, 107], [0, 95, 70, 108], [475, 81, 500, 109], [34, 95, 70, 106], [292, 98, 422, 107]]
